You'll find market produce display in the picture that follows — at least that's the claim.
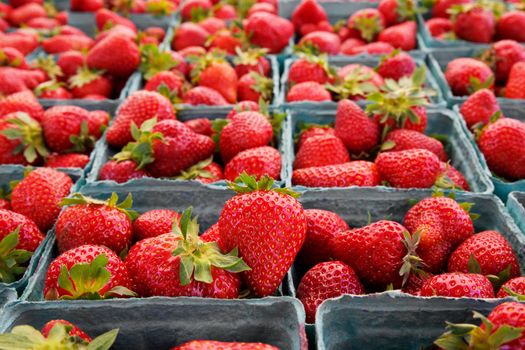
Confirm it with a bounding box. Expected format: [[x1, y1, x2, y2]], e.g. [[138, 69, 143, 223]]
[[1, 0, 525, 348]]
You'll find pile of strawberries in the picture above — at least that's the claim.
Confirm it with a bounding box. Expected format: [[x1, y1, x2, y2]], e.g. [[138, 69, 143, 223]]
[[98, 93, 282, 183], [70, 0, 178, 15], [425, 0, 525, 44], [292, 0, 418, 55], [295, 194, 522, 322], [0, 1, 67, 31], [443, 39, 525, 99], [0, 91, 108, 168]]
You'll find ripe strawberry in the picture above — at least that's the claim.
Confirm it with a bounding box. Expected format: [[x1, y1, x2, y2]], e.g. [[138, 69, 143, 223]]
[[245, 12, 294, 54], [402, 271, 433, 295], [40, 320, 92, 342], [334, 99, 379, 155], [497, 11, 525, 43], [378, 0, 417, 26], [286, 81, 331, 102], [198, 17, 227, 35], [331, 220, 417, 289], [42, 35, 94, 54], [99, 160, 150, 183], [87, 35, 140, 78], [57, 51, 84, 79], [498, 277, 525, 297], [248, 2, 276, 16], [71, 0, 103, 11], [432, 0, 472, 18], [288, 55, 334, 85], [337, 63, 384, 88], [44, 244, 133, 300], [172, 341, 278, 350], [382, 129, 447, 161], [377, 51, 416, 81], [213, 3, 236, 19], [419, 272, 494, 297], [344, 42, 395, 56], [45, 153, 90, 169], [0, 209, 44, 254], [125, 208, 248, 298], [69, 68, 113, 98], [181, 0, 211, 21], [478, 118, 525, 180], [348, 8, 385, 42], [224, 146, 281, 181], [191, 53, 238, 104], [437, 162, 470, 190], [482, 40, 525, 84], [291, 0, 328, 33], [184, 118, 213, 136], [294, 134, 349, 170], [8, 3, 46, 26], [226, 101, 260, 119], [96, 24, 137, 42], [144, 71, 184, 96], [378, 21, 417, 51], [297, 209, 349, 266], [452, 6, 494, 43], [237, 72, 273, 102], [292, 161, 380, 187], [133, 209, 180, 241], [340, 38, 366, 53], [0, 90, 44, 122], [0, 47, 27, 69], [445, 58, 494, 96], [219, 175, 307, 297], [172, 22, 209, 51], [106, 91, 175, 148], [505, 62, 525, 99], [298, 261, 365, 323], [297, 125, 335, 149], [219, 111, 273, 163], [0, 67, 46, 95], [298, 31, 341, 55], [233, 48, 271, 78], [0, 31, 39, 56], [426, 18, 453, 37], [95, 8, 137, 32], [35, 81, 73, 100], [0, 113, 47, 165], [459, 89, 501, 129], [183, 86, 228, 106]]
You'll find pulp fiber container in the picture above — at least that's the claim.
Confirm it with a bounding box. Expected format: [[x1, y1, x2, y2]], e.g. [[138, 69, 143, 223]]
[[280, 54, 445, 110], [316, 293, 513, 350], [0, 297, 306, 350], [453, 102, 525, 201], [83, 108, 289, 189], [284, 107, 493, 194], [21, 182, 287, 301], [0, 289, 17, 313], [507, 192, 525, 236]]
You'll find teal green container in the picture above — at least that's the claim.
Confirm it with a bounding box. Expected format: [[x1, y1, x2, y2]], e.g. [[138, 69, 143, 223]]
[[507, 192, 525, 236]]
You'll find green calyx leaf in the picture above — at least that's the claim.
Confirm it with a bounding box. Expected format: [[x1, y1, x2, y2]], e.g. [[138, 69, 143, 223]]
[[139, 44, 179, 80], [60, 192, 139, 221], [399, 230, 424, 286], [0, 227, 33, 283], [69, 67, 104, 89], [171, 207, 250, 286], [33, 55, 63, 81], [227, 173, 301, 198], [468, 75, 494, 94], [86, 329, 119, 350], [486, 264, 513, 292], [211, 118, 230, 150], [69, 120, 96, 153], [176, 157, 216, 181], [501, 286, 525, 300], [34, 80, 65, 97], [233, 47, 268, 66], [189, 50, 227, 85], [327, 66, 378, 100], [249, 72, 273, 101], [350, 14, 384, 42], [145, 0, 175, 15], [1, 113, 49, 163]]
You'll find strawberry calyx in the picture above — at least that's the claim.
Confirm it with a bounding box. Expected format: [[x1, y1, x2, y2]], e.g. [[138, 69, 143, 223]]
[[69, 67, 104, 88], [294, 40, 322, 56], [146, 0, 176, 15], [227, 173, 300, 197], [501, 286, 525, 300], [32, 55, 63, 81], [467, 254, 513, 292], [395, 0, 419, 22], [233, 47, 268, 66], [0, 226, 33, 283], [176, 157, 217, 181], [1, 112, 49, 163], [0, 49, 22, 68], [60, 192, 139, 221], [473, 111, 502, 140], [434, 311, 524, 350], [156, 83, 184, 104], [0, 323, 119, 350], [171, 207, 250, 285], [139, 44, 179, 81], [69, 120, 96, 153], [399, 230, 424, 286], [327, 66, 378, 100], [351, 14, 384, 42], [34, 80, 65, 97], [189, 50, 227, 85], [190, 6, 211, 22], [468, 75, 494, 94], [249, 71, 273, 101]]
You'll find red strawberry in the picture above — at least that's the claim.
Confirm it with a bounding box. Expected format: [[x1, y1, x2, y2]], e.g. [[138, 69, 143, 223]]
[[340, 38, 366, 54], [247, 2, 276, 16], [35, 81, 73, 100], [224, 146, 281, 181], [377, 51, 416, 81], [497, 11, 525, 43], [207, 31, 242, 55], [0, 113, 47, 165], [337, 64, 384, 88], [95, 8, 137, 32], [505, 62, 525, 99], [294, 134, 349, 170], [69, 68, 113, 98], [99, 160, 150, 183], [45, 153, 90, 169], [0, 31, 39, 56], [133, 209, 180, 241], [40, 320, 91, 343], [172, 22, 209, 51], [378, 0, 418, 26], [297, 31, 341, 55], [144, 71, 184, 96], [288, 55, 334, 85], [419, 272, 494, 297], [482, 40, 525, 84], [233, 48, 271, 78], [0, 67, 46, 95], [184, 118, 212, 136], [291, 0, 328, 33], [57, 51, 84, 79], [334, 99, 379, 155], [237, 72, 273, 102], [0, 90, 44, 122], [172, 341, 278, 350], [459, 89, 501, 128], [125, 208, 247, 298], [452, 6, 494, 43], [426, 18, 453, 37], [0, 47, 27, 69], [71, 0, 103, 11], [42, 35, 94, 54], [44, 244, 133, 300], [348, 8, 385, 42], [402, 271, 433, 296], [245, 12, 293, 54], [297, 126, 335, 148], [498, 277, 525, 297], [213, 3, 236, 19], [298, 261, 365, 323], [344, 42, 395, 56], [106, 91, 175, 148], [432, 0, 472, 18], [382, 129, 447, 161], [8, 3, 46, 26], [181, 0, 211, 21], [219, 175, 307, 297], [478, 118, 525, 180], [87, 35, 140, 78], [198, 17, 227, 35], [0, 209, 44, 253], [191, 53, 238, 104], [445, 58, 494, 96], [286, 81, 331, 102], [437, 162, 470, 191], [183, 86, 228, 106], [56, 193, 136, 254], [177, 158, 224, 184], [297, 209, 349, 266], [378, 21, 417, 51], [292, 161, 380, 187], [226, 101, 260, 119]]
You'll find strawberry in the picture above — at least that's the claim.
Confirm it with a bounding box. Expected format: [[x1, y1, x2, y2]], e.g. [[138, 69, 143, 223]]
[[0, 31, 39, 56], [179, 46, 207, 58], [248, 2, 276, 16], [286, 81, 331, 102], [378, 0, 418, 26], [291, 0, 328, 33], [348, 9, 385, 42], [184, 118, 212, 136], [0, 113, 48, 165], [226, 101, 260, 119], [172, 22, 209, 51], [376, 148, 441, 188], [237, 72, 273, 102], [87, 34, 140, 78], [331, 220, 418, 290], [219, 175, 307, 297], [42, 35, 94, 54], [300, 20, 333, 36], [498, 277, 525, 297], [481, 40, 525, 84], [0, 67, 46, 95], [181, 0, 211, 21], [378, 21, 417, 51], [402, 271, 433, 295], [294, 134, 349, 170], [106, 91, 175, 148], [219, 111, 273, 163], [125, 208, 248, 298], [297, 31, 341, 55], [0, 90, 44, 122], [426, 18, 453, 37], [292, 161, 380, 187], [447, 230, 520, 281], [177, 158, 224, 184], [95, 8, 137, 32], [207, 30, 242, 55], [297, 125, 335, 148], [133, 209, 180, 241], [438, 162, 470, 191], [432, 0, 472, 18], [69, 68, 113, 98], [445, 58, 494, 96], [172, 341, 279, 350], [334, 99, 379, 155], [0, 47, 27, 69], [505, 62, 525, 99], [57, 51, 84, 79], [224, 146, 281, 181], [233, 48, 271, 78], [35, 81, 73, 100], [96, 24, 137, 42], [41, 320, 92, 342], [183, 86, 228, 106], [144, 71, 184, 96], [451, 5, 495, 43], [198, 17, 227, 35], [337, 63, 384, 88], [340, 38, 366, 54], [8, 3, 46, 26], [191, 52, 238, 103], [459, 89, 501, 129], [45, 153, 90, 169], [245, 12, 294, 54], [377, 51, 416, 81], [298, 261, 365, 323], [71, 0, 103, 11], [497, 11, 525, 43], [478, 118, 525, 180], [419, 272, 494, 297], [99, 160, 150, 183], [297, 209, 349, 266], [382, 129, 447, 161], [213, 3, 236, 19], [344, 42, 395, 56], [288, 54, 334, 85], [44, 244, 133, 300]]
